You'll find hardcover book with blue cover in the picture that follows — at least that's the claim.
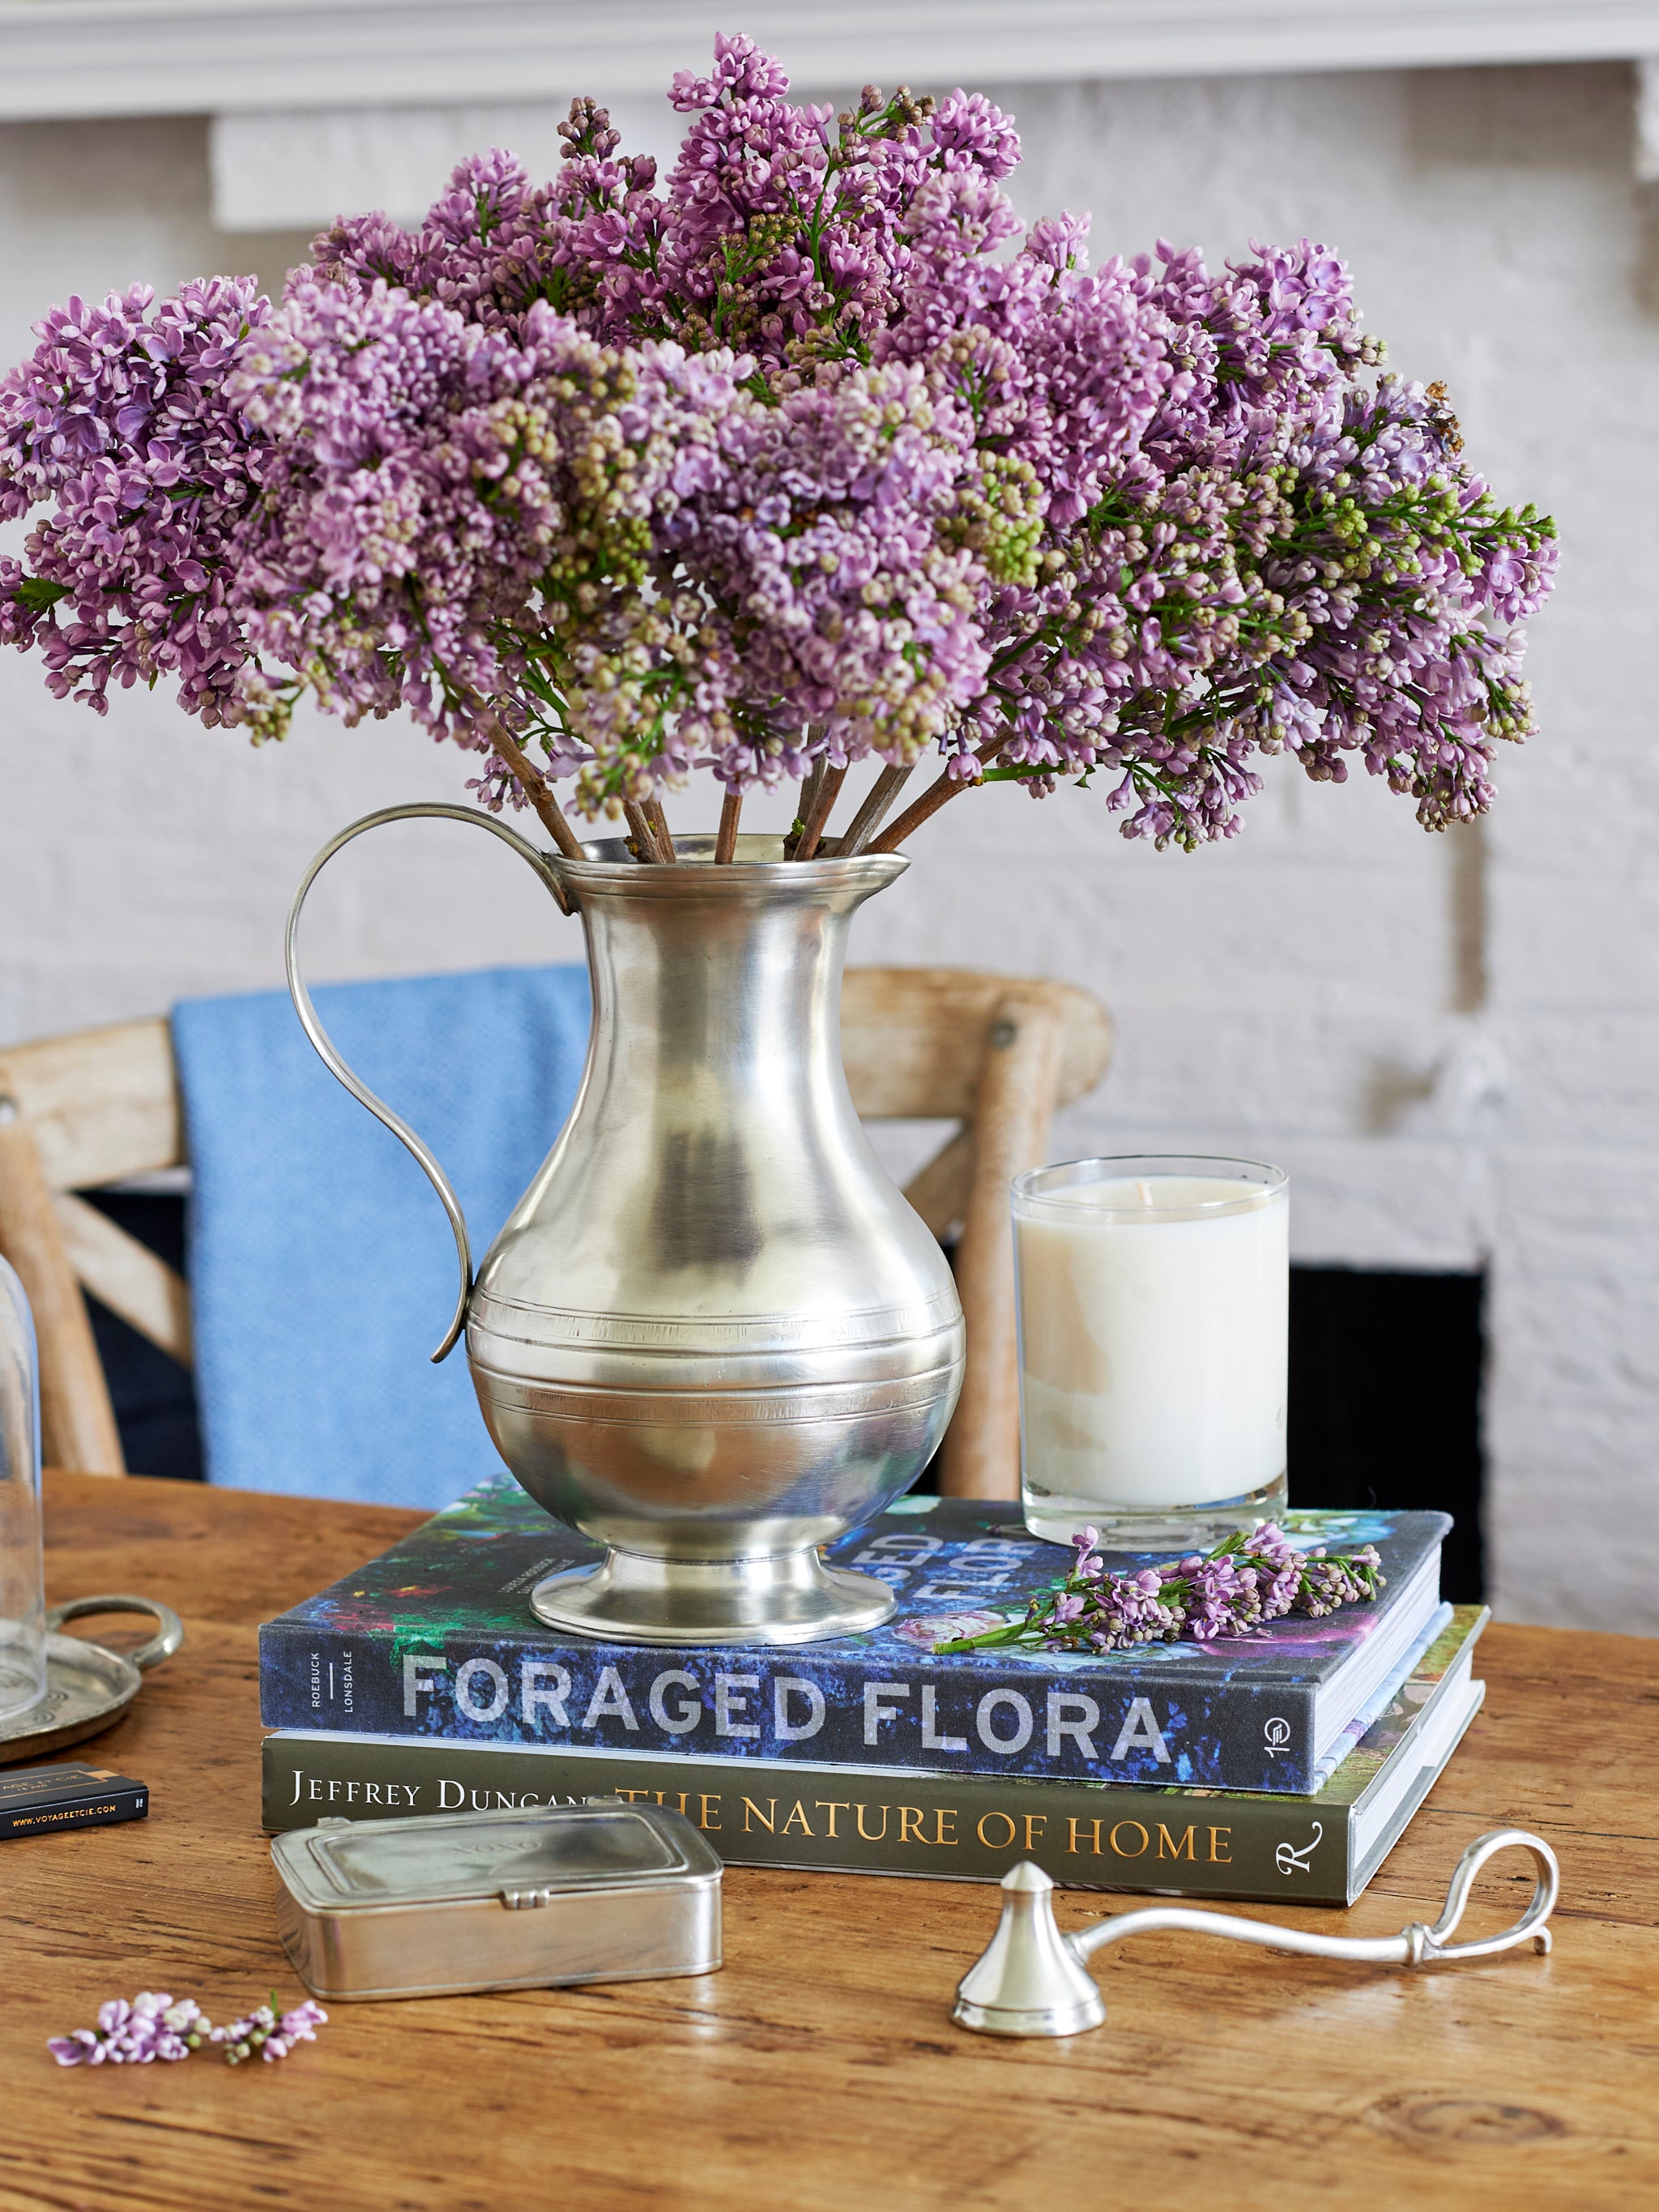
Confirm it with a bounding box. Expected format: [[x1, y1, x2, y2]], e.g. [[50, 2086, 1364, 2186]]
[[263, 1608, 1486, 1902], [258, 1481, 1448, 1793]]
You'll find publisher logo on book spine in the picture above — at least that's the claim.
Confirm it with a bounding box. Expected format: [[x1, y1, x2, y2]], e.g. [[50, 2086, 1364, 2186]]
[[1264, 1716, 1292, 1755], [1275, 1822, 1323, 1876]]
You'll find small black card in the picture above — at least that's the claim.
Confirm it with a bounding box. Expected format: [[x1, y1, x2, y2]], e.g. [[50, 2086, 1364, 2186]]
[[0, 1760, 148, 1840]]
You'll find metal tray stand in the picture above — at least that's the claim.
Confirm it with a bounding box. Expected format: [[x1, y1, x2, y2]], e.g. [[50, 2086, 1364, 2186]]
[[0, 1595, 184, 1764]]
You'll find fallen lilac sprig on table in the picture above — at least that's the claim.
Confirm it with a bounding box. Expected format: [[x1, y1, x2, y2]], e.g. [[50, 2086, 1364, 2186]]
[[928, 1521, 1384, 1655], [48, 1990, 326, 2067], [211, 1995, 328, 2065]]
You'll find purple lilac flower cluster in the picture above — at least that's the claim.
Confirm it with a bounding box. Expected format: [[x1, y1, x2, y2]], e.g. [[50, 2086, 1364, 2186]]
[[47, 1988, 326, 2067], [0, 281, 271, 724], [211, 1995, 328, 2065], [928, 1521, 1384, 1656], [0, 34, 1556, 848]]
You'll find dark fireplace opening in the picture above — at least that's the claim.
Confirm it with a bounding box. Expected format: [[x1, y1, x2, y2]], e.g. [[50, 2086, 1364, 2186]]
[[1288, 1266, 1484, 1603]]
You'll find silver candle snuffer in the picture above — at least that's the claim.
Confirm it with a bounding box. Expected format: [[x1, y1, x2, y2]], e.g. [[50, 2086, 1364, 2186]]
[[953, 1826, 1558, 2039], [272, 1797, 723, 2002]]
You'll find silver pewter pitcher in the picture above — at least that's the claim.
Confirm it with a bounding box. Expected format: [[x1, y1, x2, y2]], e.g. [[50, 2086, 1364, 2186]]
[[287, 813, 966, 1646]]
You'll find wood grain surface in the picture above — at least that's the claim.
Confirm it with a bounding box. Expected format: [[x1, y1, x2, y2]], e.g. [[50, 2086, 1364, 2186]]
[[6, 1473, 1657, 2212]]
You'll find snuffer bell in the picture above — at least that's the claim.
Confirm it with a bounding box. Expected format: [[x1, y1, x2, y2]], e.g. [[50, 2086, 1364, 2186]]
[[953, 1826, 1559, 2039]]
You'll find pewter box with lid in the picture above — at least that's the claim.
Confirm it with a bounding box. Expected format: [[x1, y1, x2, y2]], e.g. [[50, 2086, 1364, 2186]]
[[271, 1800, 723, 2001]]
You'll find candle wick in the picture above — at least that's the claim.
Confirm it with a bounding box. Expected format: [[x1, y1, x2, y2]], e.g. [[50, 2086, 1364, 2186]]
[[1136, 1180, 1154, 1207]]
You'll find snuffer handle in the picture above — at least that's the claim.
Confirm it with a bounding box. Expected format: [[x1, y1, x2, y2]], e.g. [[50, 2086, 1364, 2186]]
[[1073, 1826, 1558, 1968], [953, 1828, 1559, 2039], [284, 802, 572, 1364]]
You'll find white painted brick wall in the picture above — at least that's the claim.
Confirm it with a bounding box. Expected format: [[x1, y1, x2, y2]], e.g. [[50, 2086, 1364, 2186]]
[[0, 66, 1652, 1624]]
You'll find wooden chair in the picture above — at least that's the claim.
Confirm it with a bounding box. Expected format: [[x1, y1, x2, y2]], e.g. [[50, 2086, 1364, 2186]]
[[0, 969, 1111, 1497]]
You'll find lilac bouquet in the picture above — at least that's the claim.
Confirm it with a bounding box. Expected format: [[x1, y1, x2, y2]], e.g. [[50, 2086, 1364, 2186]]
[[0, 35, 1555, 865], [919, 1522, 1384, 1656]]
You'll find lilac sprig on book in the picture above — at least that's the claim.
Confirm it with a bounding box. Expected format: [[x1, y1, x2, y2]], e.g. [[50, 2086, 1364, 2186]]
[[931, 1522, 1384, 1656]]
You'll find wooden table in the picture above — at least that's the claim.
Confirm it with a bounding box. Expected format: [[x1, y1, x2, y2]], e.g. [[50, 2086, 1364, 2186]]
[[6, 1475, 1657, 2211]]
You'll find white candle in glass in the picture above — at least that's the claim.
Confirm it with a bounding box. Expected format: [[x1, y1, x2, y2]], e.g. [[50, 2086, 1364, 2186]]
[[1013, 1157, 1288, 1547]]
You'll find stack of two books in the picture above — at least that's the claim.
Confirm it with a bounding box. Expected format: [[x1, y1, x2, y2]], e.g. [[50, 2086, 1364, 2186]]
[[259, 1481, 1485, 1905]]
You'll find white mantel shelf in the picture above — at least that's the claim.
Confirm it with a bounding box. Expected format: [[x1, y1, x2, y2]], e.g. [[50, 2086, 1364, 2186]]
[[2, 0, 1657, 121]]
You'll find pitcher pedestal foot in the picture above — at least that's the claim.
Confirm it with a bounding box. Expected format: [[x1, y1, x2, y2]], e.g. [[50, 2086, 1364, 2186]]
[[529, 1544, 898, 1646]]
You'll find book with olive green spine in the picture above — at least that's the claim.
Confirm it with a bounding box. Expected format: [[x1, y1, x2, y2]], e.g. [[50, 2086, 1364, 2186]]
[[263, 1606, 1486, 1906]]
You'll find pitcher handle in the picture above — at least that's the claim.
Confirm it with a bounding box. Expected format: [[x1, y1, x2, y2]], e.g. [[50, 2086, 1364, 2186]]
[[284, 801, 574, 1364]]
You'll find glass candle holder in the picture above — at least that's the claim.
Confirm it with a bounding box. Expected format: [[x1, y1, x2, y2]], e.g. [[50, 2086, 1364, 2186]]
[[0, 1255, 45, 1719], [1013, 1155, 1289, 1549]]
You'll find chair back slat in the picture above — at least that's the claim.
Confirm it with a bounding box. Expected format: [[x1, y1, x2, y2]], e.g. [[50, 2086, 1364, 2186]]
[[0, 1018, 181, 1193], [0, 1114, 127, 1471], [842, 968, 1110, 1120], [54, 1191, 193, 1365], [899, 1127, 974, 1241]]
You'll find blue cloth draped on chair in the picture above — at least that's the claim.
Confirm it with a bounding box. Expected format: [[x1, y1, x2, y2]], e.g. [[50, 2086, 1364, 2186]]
[[172, 965, 591, 1509]]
